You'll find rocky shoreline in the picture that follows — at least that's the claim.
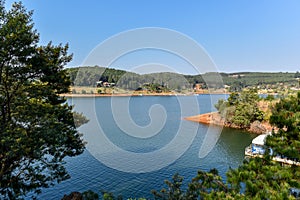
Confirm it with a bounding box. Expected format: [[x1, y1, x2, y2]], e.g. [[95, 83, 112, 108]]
[[184, 112, 275, 134]]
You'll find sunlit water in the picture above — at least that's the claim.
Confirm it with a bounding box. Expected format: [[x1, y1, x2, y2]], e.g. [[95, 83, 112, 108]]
[[37, 95, 256, 199]]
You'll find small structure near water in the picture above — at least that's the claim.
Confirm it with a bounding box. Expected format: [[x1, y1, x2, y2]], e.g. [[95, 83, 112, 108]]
[[245, 133, 300, 166], [245, 133, 271, 155]]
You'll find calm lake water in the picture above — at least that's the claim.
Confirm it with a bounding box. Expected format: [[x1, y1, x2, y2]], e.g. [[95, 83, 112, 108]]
[[37, 95, 256, 199]]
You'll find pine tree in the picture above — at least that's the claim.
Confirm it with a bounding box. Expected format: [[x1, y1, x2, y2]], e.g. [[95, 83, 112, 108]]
[[0, 1, 86, 198]]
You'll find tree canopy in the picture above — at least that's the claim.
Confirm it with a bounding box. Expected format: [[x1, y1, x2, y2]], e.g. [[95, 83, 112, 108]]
[[215, 90, 264, 129], [267, 92, 300, 162], [0, 1, 86, 198]]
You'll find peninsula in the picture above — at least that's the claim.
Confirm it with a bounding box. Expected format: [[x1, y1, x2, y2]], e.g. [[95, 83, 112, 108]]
[[185, 90, 277, 134]]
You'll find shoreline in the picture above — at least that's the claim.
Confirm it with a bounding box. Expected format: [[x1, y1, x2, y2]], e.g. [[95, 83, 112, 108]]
[[60, 93, 230, 98], [184, 112, 224, 126], [184, 112, 275, 134]]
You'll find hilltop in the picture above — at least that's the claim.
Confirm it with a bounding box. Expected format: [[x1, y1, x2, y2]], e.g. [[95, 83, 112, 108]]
[[66, 66, 299, 94]]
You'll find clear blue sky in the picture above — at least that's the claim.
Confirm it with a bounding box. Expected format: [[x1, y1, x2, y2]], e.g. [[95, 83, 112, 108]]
[[4, 0, 300, 74]]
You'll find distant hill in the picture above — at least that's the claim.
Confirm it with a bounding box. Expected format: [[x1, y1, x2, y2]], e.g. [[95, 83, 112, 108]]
[[66, 66, 299, 91]]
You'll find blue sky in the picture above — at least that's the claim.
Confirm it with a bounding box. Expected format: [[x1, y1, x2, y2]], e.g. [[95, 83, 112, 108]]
[[4, 0, 300, 74]]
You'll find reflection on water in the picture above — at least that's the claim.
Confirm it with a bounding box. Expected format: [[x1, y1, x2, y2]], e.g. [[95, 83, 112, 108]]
[[38, 95, 256, 199]]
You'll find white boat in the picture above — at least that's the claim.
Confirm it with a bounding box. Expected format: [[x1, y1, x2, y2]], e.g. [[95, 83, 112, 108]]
[[245, 133, 300, 166]]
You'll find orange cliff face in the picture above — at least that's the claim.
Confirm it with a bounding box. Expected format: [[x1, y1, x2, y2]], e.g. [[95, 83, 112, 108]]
[[184, 112, 224, 126]]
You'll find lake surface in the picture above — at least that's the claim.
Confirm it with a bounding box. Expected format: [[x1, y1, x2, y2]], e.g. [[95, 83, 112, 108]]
[[38, 95, 256, 199]]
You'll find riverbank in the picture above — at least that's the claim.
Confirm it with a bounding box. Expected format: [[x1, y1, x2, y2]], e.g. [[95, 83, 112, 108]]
[[61, 92, 187, 97], [62, 86, 231, 97], [60, 92, 230, 97], [184, 112, 275, 134]]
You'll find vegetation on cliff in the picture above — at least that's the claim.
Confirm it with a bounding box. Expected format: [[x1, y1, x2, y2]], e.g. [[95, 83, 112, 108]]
[[215, 90, 265, 129]]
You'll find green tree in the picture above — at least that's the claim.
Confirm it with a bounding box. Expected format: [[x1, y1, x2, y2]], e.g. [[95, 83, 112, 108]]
[[227, 92, 239, 106], [153, 158, 298, 199], [0, 2, 86, 198], [227, 157, 297, 199], [265, 94, 275, 101], [226, 92, 300, 199], [152, 173, 185, 200], [215, 90, 264, 129], [268, 92, 300, 162]]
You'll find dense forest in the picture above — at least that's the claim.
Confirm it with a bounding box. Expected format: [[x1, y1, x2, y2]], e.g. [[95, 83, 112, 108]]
[[67, 66, 299, 91]]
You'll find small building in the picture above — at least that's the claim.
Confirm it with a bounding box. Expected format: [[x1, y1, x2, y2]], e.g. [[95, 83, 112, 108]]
[[245, 133, 300, 166], [96, 81, 115, 88], [245, 133, 270, 156]]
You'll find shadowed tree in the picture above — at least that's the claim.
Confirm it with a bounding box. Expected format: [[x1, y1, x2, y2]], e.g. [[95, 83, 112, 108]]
[[0, 1, 86, 198], [268, 92, 300, 162], [215, 90, 264, 129]]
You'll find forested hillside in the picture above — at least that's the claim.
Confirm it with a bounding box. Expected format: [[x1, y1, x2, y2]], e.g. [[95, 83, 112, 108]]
[[67, 66, 193, 90], [67, 66, 299, 91]]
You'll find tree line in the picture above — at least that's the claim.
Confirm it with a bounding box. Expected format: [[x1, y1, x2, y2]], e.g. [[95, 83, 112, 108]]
[[67, 66, 299, 92]]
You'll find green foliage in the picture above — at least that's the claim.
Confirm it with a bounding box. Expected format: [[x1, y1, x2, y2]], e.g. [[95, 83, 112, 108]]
[[227, 92, 239, 105], [152, 169, 237, 200], [100, 190, 123, 200], [215, 90, 264, 128], [270, 92, 300, 132], [268, 92, 300, 162], [185, 169, 230, 199], [152, 157, 298, 199], [229, 81, 244, 92], [143, 83, 170, 93], [222, 72, 297, 89], [227, 157, 296, 199], [0, 1, 86, 198], [73, 112, 89, 128], [265, 94, 275, 101], [103, 193, 115, 200], [214, 99, 227, 115], [67, 67, 298, 92], [152, 173, 185, 200]]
